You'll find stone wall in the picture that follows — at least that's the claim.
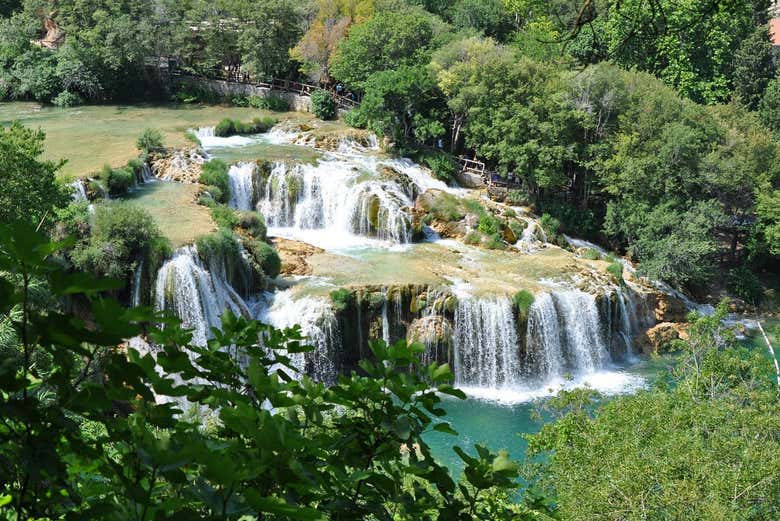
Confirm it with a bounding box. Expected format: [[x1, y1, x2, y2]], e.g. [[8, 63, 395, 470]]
[[173, 75, 312, 113]]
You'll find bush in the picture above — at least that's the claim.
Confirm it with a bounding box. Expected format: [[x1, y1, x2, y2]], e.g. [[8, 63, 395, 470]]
[[583, 248, 601, 260], [540, 213, 562, 244], [607, 262, 624, 283], [484, 233, 506, 250], [248, 94, 290, 111], [237, 211, 267, 239], [136, 128, 163, 152], [726, 266, 762, 305], [330, 288, 355, 312], [196, 228, 240, 265], [430, 193, 465, 222], [106, 167, 135, 196], [70, 203, 171, 283], [199, 159, 230, 203], [214, 117, 277, 137], [344, 108, 368, 128], [512, 290, 534, 318], [506, 190, 529, 206], [312, 89, 337, 120], [201, 185, 223, 205], [52, 90, 83, 107], [423, 152, 457, 183], [210, 205, 239, 229], [477, 214, 501, 235], [246, 239, 281, 279], [464, 231, 482, 245]]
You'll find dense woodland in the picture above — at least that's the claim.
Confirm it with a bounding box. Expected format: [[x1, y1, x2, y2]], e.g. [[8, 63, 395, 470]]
[[2, 0, 780, 519]]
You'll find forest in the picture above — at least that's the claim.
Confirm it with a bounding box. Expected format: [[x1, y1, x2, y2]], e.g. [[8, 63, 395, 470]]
[[1, 0, 780, 519]]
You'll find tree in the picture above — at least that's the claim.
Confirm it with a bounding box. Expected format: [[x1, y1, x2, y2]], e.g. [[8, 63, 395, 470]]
[[760, 76, 780, 138], [732, 25, 776, 110], [329, 7, 448, 88], [0, 123, 67, 227], [447, 0, 514, 40], [525, 303, 780, 520]]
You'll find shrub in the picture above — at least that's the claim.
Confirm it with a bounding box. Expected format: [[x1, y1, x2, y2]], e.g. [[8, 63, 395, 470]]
[[248, 94, 290, 111], [246, 239, 281, 279], [214, 117, 277, 137], [52, 90, 83, 107], [330, 288, 355, 312], [196, 228, 240, 265], [137, 128, 163, 152], [726, 266, 762, 305], [484, 233, 506, 250], [231, 95, 249, 107], [464, 231, 482, 245], [477, 214, 501, 236], [106, 167, 135, 196], [509, 220, 527, 240], [70, 203, 171, 283], [583, 248, 601, 260], [211, 205, 239, 229], [201, 185, 223, 205], [312, 89, 337, 120], [343, 108, 368, 128], [540, 213, 562, 243], [512, 290, 534, 318], [237, 211, 267, 239], [607, 262, 624, 283], [503, 208, 516, 218], [506, 190, 529, 206], [423, 152, 457, 183], [199, 159, 230, 203]]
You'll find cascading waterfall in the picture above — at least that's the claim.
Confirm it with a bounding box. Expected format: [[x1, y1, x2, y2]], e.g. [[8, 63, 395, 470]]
[[154, 246, 249, 346], [255, 159, 413, 244], [524, 290, 611, 383], [258, 291, 340, 383], [131, 259, 144, 308], [227, 162, 256, 211], [69, 180, 88, 202], [453, 296, 520, 389]]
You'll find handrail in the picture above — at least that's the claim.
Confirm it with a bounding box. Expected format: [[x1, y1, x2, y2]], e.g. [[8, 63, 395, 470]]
[[171, 70, 360, 109]]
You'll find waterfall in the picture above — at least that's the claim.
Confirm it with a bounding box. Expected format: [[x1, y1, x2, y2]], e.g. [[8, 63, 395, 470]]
[[141, 163, 155, 183], [227, 162, 256, 211], [154, 246, 249, 346], [131, 259, 144, 308], [69, 180, 88, 202], [257, 291, 340, 383], [524, 290, 611, 383], [453, 296, 520, 389], [256, 159, 414, 244]]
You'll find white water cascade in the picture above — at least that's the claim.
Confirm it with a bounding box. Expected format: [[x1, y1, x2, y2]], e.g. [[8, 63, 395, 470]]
[[255, 159, 414, 245], [131, 259, 144, 308], [257, 291, 340, 383], [154, 246, 249, 346], [453, 296, 520, 389], [524, 290, 611, 383], [227, 162, 256, 211]]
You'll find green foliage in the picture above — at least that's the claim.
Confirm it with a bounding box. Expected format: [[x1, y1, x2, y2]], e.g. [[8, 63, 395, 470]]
[[343, 108, 368, 128], [330, 288, 355, 313], [582, 248, 601, 261], [0, 122, 67, 227], [70, 203, 171, 284], [422, 150, 457, 182], [311, 88, 337, 120], [210, 204, 240, 230], [727, 266, 762, 305], [478, 213, 502, 236], [428, 192, 465, 222], [106, 166, 135, 196], [606, 262, 623, 284], [237, 211, 267, 239], [512, 289, 534, 318], [526, 303, 780, 519], [245, 238, 281, 280], [51, 90, 83, 107], [136, 128, 163, 153], [214, 117, 276, 137], [199, 159, 230, 203], [247, 94, 290, 111], [760, 76, 780, 139], [732, 25, 776, 111], [539, 214, 561, 243]]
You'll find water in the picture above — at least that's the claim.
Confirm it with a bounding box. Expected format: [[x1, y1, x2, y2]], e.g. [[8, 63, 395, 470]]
[[227, 162, 255, 211]]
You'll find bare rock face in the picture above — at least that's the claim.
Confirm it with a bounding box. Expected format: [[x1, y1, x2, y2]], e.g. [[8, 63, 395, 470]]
[[652, 292, 688, 323], [636, 322, 690, 354], [271, 238, 324, 276], [149, 148, 206, 183]]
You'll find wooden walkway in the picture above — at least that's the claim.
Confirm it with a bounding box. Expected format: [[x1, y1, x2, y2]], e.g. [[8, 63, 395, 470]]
[[171, 71, 360, 110]]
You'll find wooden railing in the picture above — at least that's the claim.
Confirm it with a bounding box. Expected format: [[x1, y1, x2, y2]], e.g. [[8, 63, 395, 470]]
[[171, 70, 360, 109]]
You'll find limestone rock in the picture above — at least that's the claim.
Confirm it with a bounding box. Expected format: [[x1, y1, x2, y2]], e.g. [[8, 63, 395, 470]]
[[271, 238, 324, 276], [636, 322, 690, 354], [150, 148, 206, 184], [652, 293, 688, 323], [455, 169, 485, 188]]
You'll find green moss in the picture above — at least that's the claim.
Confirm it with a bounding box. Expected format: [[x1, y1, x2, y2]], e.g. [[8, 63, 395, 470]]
[[512, 290, 534, 319], [330, 288, 355, 313], [237, 211, 267, 240], [430, 193, 465, 222], [245, 239, 281, 280]]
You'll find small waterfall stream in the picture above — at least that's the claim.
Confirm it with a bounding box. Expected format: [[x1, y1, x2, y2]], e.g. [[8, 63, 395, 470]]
[[228, 162, 256, 211]]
